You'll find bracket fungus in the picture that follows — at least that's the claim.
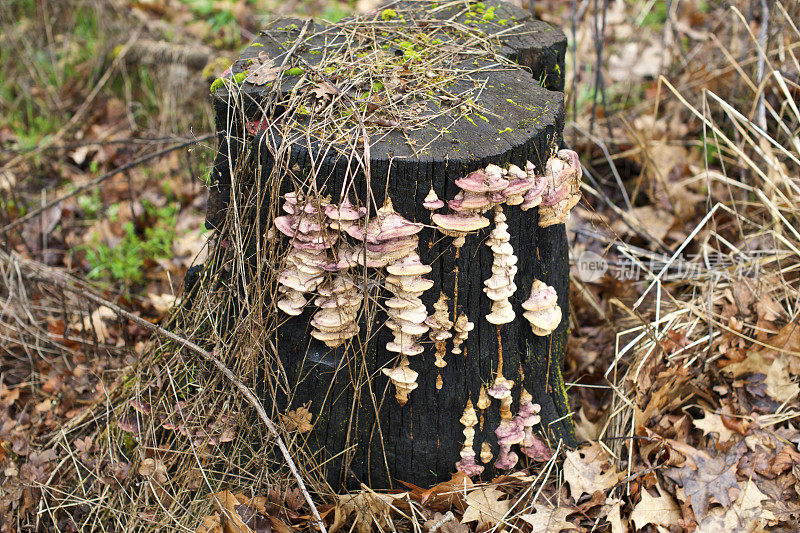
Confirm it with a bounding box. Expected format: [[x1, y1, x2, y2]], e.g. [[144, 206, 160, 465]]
[[385, 252, 433, 358], [425, 293, 454, 389], [522, 280, 562, 336], [311, 272, 362, 347], [423, 187, 445, 210], [381, 358, 418, 406], [275, 193, 335, 316], [489, 375, 524, 470], [484, 206, 517, 325], [350, 198, 423, 268], [455, 399, 483, 476], [539, 149, 582, 227], [451, 312, 474, 355], [516, 389, 549, 460]]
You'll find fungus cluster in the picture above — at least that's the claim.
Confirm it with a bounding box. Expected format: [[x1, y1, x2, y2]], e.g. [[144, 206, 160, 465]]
[[488, 374, 523, 470], [455, 399, 483, 476], [426, 293, 453, 389], [539, 149, 582, 227], [517, 389, 550, 460], [522, 280, 562, 336], [451, 312, 474, 355], [349, 200, 431, 405], [274, 193, 336, 316], [484, 205, 517, 325]]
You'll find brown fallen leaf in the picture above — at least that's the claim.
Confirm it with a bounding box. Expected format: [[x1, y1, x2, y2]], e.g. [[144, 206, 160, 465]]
[[563, 443, 622, 500], [460, 487, 511, 528], [693, 410, 735, 443], [664, 447, 740, 519], [245, 52, 280, 85], [629, 483, 681, 530], [282, 403, 314, 433], [330, 490, 403, 533], [519, 503, 578, 532], [599, 498, 627, 533]]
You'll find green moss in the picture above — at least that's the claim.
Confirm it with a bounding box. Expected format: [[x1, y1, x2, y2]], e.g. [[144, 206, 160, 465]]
[[287, 67, 303, 76], [233, 71, 247, 83], [498, 127, 512, 133], [475, 112, 489, 122], [482, 7, 496, 21], [381, 8, 397, 20], [252, 42, 264, 47], [209, 77, 225, 92]]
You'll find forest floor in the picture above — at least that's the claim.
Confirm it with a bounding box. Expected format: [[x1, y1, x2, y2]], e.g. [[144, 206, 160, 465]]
[[1, 0, 800, 531]]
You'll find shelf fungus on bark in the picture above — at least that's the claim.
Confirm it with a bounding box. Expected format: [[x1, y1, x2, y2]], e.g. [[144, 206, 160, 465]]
[[350, 198, 424, 268], [385, 252, 433, 358], [538, 149, 582, 227], [423, 188, 445, 210], [520, 161, 548, 211], [522, 280, 562, 336], [451, 312, 474, 355], [381, 358, 418, 406], [274, 193, 336, 316], [455, 399, 483, 476], [489, 375, 524, 470], [484, 205, 517, 325], [502, 163, 540, 206], [517, 389, 551, 461], [311, 272, 361, 347], [480, 441, 493, 464], [425, 292, 454, 389]]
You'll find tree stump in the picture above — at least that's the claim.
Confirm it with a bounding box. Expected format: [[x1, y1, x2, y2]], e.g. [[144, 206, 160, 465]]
[[206, 0, 575, 489]]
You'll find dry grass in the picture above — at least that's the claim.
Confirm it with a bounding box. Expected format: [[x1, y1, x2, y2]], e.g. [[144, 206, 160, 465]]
[[1, 0, 799, 531]]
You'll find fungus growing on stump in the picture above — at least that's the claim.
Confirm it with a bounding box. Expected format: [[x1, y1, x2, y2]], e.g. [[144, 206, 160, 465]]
[[356, 199, 431, 404], [274, 193, 335, 316], [425, 292, 453, 389], [517, 389, 550, 460], [451, 312, 474, 355], [489, 375, 523, 470], [381, 360, 418, 406], [484, 205, 517, 325], [311, 272, 362, 347], [455, 399, 483, 476], [423, 188, 445, 210], [522, 280, 562, 336], [539, 149, 582, 227]]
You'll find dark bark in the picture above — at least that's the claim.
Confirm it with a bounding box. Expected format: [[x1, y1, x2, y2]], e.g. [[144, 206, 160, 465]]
[[205, 0, 574, 490]]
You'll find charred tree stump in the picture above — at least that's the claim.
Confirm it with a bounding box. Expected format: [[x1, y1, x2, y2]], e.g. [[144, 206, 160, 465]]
[[206, 0, 575, 489]]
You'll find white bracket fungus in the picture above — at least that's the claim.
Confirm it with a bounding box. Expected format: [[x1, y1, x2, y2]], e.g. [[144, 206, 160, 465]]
[[522, 280, 562, 336]]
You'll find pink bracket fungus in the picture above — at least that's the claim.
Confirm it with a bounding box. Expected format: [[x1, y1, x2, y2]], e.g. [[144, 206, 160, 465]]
[[455, 399, 483, 476], [522, 280, 562, 336], [484, 206, 517, 326], [385, 252, 433, 361], [350, 199, 423, 268], [423, 187, 445, 210], [538, 149, 582, 227], [311, 273, 362, 347], [516, 388, 547, 460], [382, 357, 418, 406], [275, 193, 335, 316]]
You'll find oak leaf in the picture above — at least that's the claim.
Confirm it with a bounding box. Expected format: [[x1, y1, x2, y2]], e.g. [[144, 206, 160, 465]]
[[330, 490, 403, 533], [245, 52, 280, 85], [519, 503, 577, 532], [283, 403, 314, 433], [693, 410, 735, 443], [664, 448, 739, 519], [629, 483, 681, 530], [460, 487, 511, 528], [563, 443, 621, 500]]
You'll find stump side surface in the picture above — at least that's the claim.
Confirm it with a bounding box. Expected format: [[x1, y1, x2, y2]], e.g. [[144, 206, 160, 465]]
[[206, 0, 574, 489]]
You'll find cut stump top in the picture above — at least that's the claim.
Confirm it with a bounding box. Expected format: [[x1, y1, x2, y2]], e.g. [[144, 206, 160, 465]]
[[210, 0, 566, 170]]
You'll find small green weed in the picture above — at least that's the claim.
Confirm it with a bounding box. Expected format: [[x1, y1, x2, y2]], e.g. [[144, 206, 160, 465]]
[[84, 201, 178, 285]]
